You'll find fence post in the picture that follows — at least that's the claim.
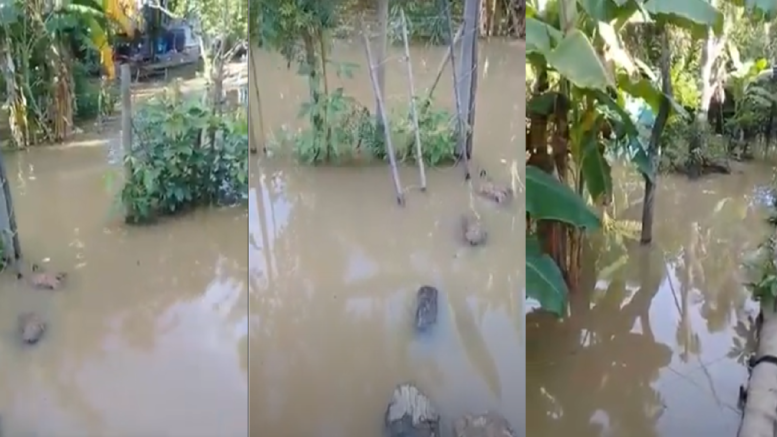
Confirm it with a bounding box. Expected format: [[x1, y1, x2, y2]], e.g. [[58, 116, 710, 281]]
[[0, 149, 21, 263], [120, 63, 132, 177], [361, 23, 405, 206], [456, 0, 481, 161], [443, 0, 471, 180]]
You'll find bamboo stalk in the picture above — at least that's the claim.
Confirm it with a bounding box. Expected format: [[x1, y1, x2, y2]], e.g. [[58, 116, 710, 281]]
[[361, 23, 405, 206], [399, 9, 427, 192], [423, 25, 464, 107]]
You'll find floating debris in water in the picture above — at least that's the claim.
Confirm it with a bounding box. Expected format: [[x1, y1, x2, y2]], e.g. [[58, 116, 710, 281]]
[[19, 313, 46, 345], [385, 383, 440, 437], [415, 286, 439, 333]]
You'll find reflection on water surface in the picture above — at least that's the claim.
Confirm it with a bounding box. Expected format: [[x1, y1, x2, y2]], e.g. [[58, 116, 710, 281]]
[[0, 143, 248, 437], [249, 39, 524, 436], [527, 163, 771, 437]]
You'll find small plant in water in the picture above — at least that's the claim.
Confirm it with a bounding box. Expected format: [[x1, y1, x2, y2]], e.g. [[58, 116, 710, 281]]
[[744, 184, 777, 308], [279, 93, 458, 166], [120, 84, 248, 224], [744, 236, 777, 308]]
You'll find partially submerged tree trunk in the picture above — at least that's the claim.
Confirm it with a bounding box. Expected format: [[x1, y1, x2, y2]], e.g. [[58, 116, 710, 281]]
[[50, 41, 75, 142], [641, 25, 672, 245], [2, 40, 29, 149]]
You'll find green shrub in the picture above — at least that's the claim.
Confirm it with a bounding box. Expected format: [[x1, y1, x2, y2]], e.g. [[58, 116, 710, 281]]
[[121, 88, 248, 224], [276, 92, 458, 166], [374, 103, 458, 166]]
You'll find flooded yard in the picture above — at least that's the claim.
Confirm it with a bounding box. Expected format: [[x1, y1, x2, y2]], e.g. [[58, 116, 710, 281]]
[[249, 39, 523, 436], [526, 163, 772, 436], [0, 136, 248, 434]]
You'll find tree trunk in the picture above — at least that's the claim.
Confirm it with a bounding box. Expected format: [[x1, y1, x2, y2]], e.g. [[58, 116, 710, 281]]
[[50, 41, 74, 142], [510, 0, 525, 38], [2, 41, 28, 149], [641, 25, 672, 245], [689, 26, 726, 173]]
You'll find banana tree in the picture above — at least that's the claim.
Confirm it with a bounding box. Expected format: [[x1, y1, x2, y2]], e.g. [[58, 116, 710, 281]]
[[720, 51, 775, 157], [0, 0, 109, 146], [525, 0, 724, 316]]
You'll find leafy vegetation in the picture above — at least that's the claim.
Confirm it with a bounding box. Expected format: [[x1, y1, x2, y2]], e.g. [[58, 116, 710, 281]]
[[525, 0, 777, 317], [0, 0, 114, 147], [120, 85, 248, 224], [0, 0, 249, 151], [255, 0, 462, 166]]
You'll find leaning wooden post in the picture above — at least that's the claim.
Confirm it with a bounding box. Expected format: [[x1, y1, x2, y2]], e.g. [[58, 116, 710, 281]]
[[423, 25, 463, 106], [399, 9, 427, 192], [361, 24, 405, 206], [120, 63, 132, 178], [0, 149, 21, 264]]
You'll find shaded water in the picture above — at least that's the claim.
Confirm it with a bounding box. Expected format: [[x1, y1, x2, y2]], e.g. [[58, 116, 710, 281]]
[[249, 40, 524, 435], [526, 163, 773, 437], [0, 141, 248, 436]]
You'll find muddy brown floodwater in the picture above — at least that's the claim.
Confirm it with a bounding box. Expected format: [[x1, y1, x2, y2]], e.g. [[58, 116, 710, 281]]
[[0, 136, 248, 435], [526, 163, 776, 437], [249, 40, 524, 436]]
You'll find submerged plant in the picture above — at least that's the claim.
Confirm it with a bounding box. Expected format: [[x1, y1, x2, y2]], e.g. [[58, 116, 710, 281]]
[[120, 86, 248, 224]]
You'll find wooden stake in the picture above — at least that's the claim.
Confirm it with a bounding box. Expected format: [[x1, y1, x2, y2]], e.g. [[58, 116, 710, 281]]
[[361, 23, 405, 206], [0, 149, 21, 263], [443, 0, 471, 180], [249, 49, 266, 154], [120, 63, 132, 178], [400, 9, 428, 192]]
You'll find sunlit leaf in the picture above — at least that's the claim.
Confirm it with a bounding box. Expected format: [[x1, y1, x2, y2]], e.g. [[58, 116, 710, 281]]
[[526, 165, 601, 229], [546, 29, 613, 91]]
